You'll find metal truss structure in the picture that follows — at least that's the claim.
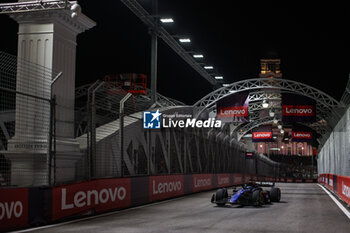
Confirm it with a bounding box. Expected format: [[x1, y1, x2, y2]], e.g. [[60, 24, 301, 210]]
[[0, 0, 73, 14], [193, 78, 344, 143], [120, 0, 218, 85]]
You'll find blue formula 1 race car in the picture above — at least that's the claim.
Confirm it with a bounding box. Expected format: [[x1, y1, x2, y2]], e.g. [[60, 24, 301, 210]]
[[211, 182, 281, 207]]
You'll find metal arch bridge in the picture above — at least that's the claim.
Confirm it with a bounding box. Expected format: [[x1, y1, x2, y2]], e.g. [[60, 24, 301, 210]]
[[192, 78, 346, 143]]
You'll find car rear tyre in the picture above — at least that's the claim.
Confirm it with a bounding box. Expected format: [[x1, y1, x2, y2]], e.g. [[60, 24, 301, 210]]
[[252, 190, 264, 206], [215, 188, 228, 206], [270, 187, 281, 202]]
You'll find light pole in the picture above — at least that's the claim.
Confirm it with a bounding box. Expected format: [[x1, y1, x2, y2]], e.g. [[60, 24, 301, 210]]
[[150, 0, 158, 104]]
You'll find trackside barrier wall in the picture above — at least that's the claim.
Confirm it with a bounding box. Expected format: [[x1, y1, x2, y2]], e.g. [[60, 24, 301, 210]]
[[1, 173, 317, 231], [318, 173, 350, 206]]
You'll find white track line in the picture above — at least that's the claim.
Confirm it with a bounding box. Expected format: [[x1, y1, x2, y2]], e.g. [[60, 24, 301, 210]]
[[318, 184, 350, 220], [10, 196, 187, 233]]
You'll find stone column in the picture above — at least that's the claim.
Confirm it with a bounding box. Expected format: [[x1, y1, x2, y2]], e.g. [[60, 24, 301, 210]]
[[5, 1, 95, 186]]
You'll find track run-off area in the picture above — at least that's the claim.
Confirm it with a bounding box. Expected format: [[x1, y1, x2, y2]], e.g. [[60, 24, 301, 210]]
[[15, 183, 350, 233]]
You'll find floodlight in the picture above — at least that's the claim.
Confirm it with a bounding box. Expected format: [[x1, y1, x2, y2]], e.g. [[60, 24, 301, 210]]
[[160, 18, 174, 23]]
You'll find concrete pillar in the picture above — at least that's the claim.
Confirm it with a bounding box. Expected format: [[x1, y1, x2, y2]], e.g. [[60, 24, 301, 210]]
[[5, 1, 95, 186]]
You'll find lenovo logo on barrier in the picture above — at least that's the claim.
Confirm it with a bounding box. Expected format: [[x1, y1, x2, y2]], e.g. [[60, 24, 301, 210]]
[[217, 106, 248, 117], [52, 179, 131, 221], [149, 176, 184, 202], [152, 180, 182, 194], [283, 105, 315, 116], [218, 177, 229, 185], [194, 178, 211, 188], [61, 187, 126, 210], [193, 174, 212, 192], [292, 132, 312, 139], [0, 188, 28, 231], [342, 182, 350, 199], [329, 179, 333, 187], [253, 132, 272, 139], [0, 201, 23, 220], [217, 174, 231, 187]]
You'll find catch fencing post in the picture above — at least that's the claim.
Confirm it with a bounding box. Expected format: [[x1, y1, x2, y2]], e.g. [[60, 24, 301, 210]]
[[119, 93, 132, 177]]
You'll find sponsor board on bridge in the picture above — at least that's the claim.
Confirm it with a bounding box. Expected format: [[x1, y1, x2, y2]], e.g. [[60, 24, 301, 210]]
[[217, 106, 248, 118], [283, 105, 315, 117], [252, 125, 273, 142], [149, 175, 184, 202], [292, 132, 312, 139], [216, 91, 249, 123], [252, 132, 272, 139], [0, 188, 28, 231], [216, 174, 231, 188], [282, 93, 316, 123], [193, 174, 213, 192], [52, 178, 131, 221], [292, 131, 313, 143]]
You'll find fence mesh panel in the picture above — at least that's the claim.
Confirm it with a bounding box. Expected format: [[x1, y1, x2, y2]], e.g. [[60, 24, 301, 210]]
[[0, 51, 57, 187], [1, 49, 283, 187], [318, 104, 350, 177]]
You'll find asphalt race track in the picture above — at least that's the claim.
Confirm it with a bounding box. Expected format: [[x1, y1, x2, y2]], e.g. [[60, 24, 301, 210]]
[[22, 183, 350, 233]]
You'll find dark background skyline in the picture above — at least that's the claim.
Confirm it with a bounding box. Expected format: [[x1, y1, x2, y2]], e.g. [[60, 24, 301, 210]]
[[0, 1, 349, 104]]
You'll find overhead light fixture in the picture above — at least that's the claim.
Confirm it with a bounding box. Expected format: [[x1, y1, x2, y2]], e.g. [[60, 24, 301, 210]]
[[273, 136, 277, 139], [277, 124, 282, 129], [204, 66, 214, 70], [223, 84, 230, 87], [269, 109, 275, 117], [160, 18, 174, 23], [193, 54, 204, 58], [280, 129, 285, 134], [273, 118, 278, 124], [179, 38, 191, 43], [281, 145, 284, 149], [215, 76, 223, 80], [262, 100, 269, 108]]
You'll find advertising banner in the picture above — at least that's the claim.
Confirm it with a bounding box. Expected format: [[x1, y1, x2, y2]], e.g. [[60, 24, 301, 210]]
[[216, 173, 231, 188], [245, 152, 254, 159], [233, 173, 243, 185], [217, 91, 249, 123], [252, 125, 273, 142], [52, 178, 131, 221], [0, 188, 28, 231], [149, 175, 184, 202], [244, 174, 251, 183], [192, 174, 213, 192], [337, 175, 350, 206], [292, 124, 313, 142], [282, 93, 316, 123], [328, 174, 334, 191]]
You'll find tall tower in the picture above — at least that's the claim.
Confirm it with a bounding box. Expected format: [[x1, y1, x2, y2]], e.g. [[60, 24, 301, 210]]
[[259, 52, 282, 79]]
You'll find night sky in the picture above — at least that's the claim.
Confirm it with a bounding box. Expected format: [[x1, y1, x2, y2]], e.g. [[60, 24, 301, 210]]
[[0, 1, 349, 105]]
